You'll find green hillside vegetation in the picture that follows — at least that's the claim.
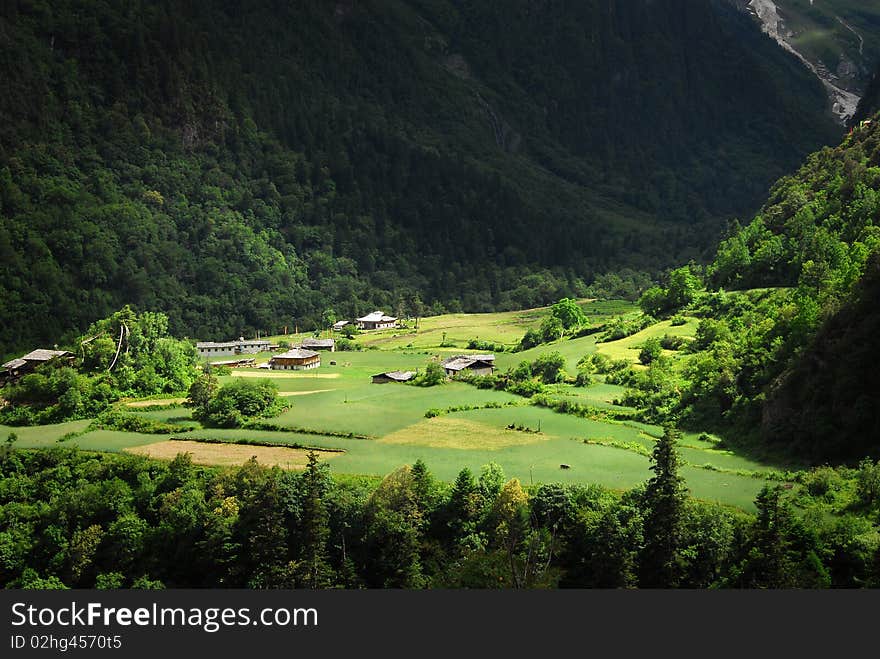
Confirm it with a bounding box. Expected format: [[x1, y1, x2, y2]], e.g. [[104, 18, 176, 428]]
[[3, 294, 880, 588], [0, 0, 842, 353], [0, 307, 199, 425], [0, 300, 783, 510], [2, 442, 878, 589], [603, 117, 880, 463]]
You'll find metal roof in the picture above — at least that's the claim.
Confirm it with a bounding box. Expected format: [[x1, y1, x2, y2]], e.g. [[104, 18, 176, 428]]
[[21, 349, 72, 361], [357, 311, 397, 323], [373, 371, 414, 381], [271, 348, 320, 360], [373, 371, 415, 382], [3, 349, 72, 371], [1, 358, 28, 370], [197, 339, 270, 348], [441, 356, 495, 372], [301, 338, 335, 348], [441, 354, 496, 367]]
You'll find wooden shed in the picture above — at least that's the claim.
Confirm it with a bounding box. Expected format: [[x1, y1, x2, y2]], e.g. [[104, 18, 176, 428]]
[[269, 348, 321, 371], [371, 371, 415, 384]]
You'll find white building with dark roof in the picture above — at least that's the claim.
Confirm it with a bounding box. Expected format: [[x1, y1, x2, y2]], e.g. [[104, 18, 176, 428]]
[[196, 337, 271, 358], [356, 311, 397, 331]]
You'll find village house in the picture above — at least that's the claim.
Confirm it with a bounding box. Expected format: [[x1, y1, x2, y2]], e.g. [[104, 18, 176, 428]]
[[441, 354, 496, 378], [196, 341, 238, 357], [300, 338, 335, 352], [356, 311, 397, 331], [1, 349, 74, 383], [196, 337, 272, 358], [371, 371, 414, 384], [269, 348, 321, 371], [332, 320, 350, 332], [211, 358, 256, 368]]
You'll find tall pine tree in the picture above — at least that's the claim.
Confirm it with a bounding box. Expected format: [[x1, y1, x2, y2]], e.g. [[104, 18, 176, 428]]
[[638, 426, 687, 587], [295, 452, 333, 589]]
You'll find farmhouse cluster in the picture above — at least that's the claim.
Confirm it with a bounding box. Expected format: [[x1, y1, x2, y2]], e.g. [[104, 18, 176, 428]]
[[3, 309, 499, 390], [195, 310, 396, 373], [193, 310, 496, 383]]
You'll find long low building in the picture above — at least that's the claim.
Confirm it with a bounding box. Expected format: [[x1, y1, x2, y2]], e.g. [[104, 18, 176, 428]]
[[196, 337, 272, 357], [269, 348, 321, 371], [211, 358, 256, 368]]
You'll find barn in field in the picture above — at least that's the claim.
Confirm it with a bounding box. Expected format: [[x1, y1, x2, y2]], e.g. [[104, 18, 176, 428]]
[[332, 320, 350, 331], [371, 371, 414, 384], [196, 337, 272, 357], [300, 338, 335, 352], [441, 354, 496, 378], [356, 311, 397, 330], [1, 349, 74, 383], [269, 348, 321, 371]]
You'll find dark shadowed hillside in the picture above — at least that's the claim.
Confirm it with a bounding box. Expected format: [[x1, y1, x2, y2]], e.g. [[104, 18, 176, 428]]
[[763, 252, 880, 462], [853, 66, 880, 124], [634, 117, 880, 463], [0, 0, 842, 352]]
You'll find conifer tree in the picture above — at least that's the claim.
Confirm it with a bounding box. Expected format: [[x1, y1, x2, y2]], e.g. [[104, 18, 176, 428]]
[[296, 452, 333, 588], [638, 426, 687, 587]]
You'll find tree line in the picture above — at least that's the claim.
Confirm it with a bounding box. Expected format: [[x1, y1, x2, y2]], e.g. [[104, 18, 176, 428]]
[[2, 431, 878, 589]]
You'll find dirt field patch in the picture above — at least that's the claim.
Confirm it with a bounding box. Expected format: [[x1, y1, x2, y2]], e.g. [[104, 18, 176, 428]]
[[278, 389, 335, 396], [125, 398, 187, 408], [379, 417, 550, 450], [124, 440, 341, 469]]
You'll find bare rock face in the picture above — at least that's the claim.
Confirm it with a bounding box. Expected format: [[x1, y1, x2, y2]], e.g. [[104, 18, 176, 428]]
[[739, 0, 862, 124]]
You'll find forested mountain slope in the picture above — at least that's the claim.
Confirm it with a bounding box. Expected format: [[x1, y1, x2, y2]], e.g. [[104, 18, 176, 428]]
[[646, 117, 880, 463], [762, 251, 880, 461], [0, 0, 841, 352]]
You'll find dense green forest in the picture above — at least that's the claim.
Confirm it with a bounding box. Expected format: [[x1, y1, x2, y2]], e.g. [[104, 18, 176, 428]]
[[2, 440, 878, 589], [0, 0, 842, 355]]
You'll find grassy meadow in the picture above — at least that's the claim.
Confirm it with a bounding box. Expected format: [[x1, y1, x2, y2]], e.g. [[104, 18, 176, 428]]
[[6, 300, 779, 510]]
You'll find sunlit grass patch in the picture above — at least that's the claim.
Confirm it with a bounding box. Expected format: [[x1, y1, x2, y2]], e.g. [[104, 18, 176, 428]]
[[380, 416, 550, 450]]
